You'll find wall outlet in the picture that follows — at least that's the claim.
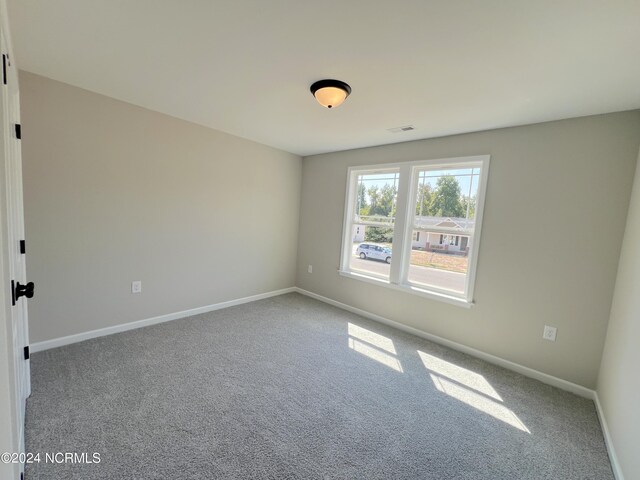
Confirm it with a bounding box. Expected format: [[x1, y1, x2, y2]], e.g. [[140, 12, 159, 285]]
[[131, 281, 142, 294], [308, 265, 313, 274], [543, 325, 557, 342]]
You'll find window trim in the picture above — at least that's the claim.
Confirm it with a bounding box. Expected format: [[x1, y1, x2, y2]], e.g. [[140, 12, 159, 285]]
[[339, 155, 490, 307], [339, 165, 401, 278]]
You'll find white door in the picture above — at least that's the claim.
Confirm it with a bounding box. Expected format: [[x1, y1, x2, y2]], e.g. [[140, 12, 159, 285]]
[[1, 29, 31, 462]]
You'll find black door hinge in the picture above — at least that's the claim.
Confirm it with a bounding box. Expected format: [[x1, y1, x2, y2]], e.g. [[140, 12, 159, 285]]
[[2, 54, 6, 85], [15, 124, 21, 139], [24, 346, 30, 360], [11, 279, 15, 306], [20, 240, 26, 254]]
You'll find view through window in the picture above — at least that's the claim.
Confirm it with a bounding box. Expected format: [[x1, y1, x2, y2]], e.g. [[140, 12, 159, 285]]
[[349, 169, 399, 279], [341, 156, 489, 304], [408, 166, 480, 295]]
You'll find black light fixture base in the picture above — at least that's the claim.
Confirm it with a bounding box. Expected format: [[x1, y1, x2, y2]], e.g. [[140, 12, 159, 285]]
[[310, 79, 352, 96]]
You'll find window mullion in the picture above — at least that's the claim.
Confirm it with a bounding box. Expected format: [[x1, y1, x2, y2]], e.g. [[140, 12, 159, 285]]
[[340, 168, 358, 272], [389, 164, 412, 284]]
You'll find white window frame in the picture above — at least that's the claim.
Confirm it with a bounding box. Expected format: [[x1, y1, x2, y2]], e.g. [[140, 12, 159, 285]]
[[339, 155, 490, 307]]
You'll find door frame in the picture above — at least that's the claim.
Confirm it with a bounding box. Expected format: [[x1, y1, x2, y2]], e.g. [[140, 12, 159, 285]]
[[0, 2, 30, 478]]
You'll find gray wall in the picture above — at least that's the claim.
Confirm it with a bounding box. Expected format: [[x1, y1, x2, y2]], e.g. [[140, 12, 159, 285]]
[[597, 147, 640, 479], [19, 69, 640, 398], [20, 72, 302, 343], [296, 111, 640, 389]]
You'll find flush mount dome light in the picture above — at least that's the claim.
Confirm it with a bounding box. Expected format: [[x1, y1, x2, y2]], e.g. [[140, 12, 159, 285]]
[[310, 79, 351, 109]]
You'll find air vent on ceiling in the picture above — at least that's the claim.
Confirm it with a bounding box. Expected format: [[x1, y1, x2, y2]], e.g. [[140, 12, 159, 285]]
[[387, 125, 415, 133]]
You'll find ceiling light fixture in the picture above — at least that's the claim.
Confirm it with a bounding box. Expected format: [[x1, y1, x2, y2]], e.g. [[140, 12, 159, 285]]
[[310, 79, 351, 109]]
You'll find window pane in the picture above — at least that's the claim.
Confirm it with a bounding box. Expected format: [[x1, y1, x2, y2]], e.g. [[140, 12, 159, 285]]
[[408, 166, 480, 294], [349, 171, 398, 279]]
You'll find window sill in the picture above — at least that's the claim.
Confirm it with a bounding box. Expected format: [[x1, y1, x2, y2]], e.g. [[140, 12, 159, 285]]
[[337, 270, 474, 309]]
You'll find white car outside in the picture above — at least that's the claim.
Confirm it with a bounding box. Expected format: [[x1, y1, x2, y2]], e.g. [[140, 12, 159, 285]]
[[355, 243, 392, 263]]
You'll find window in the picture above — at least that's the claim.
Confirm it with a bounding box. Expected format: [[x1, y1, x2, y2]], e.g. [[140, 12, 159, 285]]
[[340, 155, 489, 306], [347, 169, 399, 280]]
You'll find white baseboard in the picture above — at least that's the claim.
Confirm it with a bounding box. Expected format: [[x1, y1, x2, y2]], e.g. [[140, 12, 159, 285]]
[[294, 287, 595, 399], [32, 284, 597, 400], [30, 287, 296, 353], [593, 392, 625, 480]]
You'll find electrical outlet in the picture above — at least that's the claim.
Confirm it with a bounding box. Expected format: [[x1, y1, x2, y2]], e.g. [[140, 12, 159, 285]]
[[308, 265, 313, 274], [131, 281, 142, 294], [543, 325, 557, 342]]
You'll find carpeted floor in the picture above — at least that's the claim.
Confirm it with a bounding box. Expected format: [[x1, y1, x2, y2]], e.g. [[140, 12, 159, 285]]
[[25, 293, 613, 479]]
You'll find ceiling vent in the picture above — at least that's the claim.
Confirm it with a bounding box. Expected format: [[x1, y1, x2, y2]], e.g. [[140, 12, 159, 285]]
[[387, 125, 415, 133]]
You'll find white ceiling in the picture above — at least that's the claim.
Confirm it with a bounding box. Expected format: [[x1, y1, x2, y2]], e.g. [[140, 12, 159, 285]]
[[7, 0, 640, 156]]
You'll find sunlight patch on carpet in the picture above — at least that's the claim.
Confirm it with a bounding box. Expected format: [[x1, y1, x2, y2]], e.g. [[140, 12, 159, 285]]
[[430, 374, 530, 433], [418, 350, 502, 401], [348, 323, 403, 372]]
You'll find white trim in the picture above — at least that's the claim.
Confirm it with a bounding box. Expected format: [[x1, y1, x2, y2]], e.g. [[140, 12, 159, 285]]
[[462, 157, 490, 302], [294, 287, 594, 399], [337, 270, 473, 308], [593, 392, 625, 480], [30, 287, 296, 353], [389, 164, 412, 283], [339, 167, 358, 271]]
